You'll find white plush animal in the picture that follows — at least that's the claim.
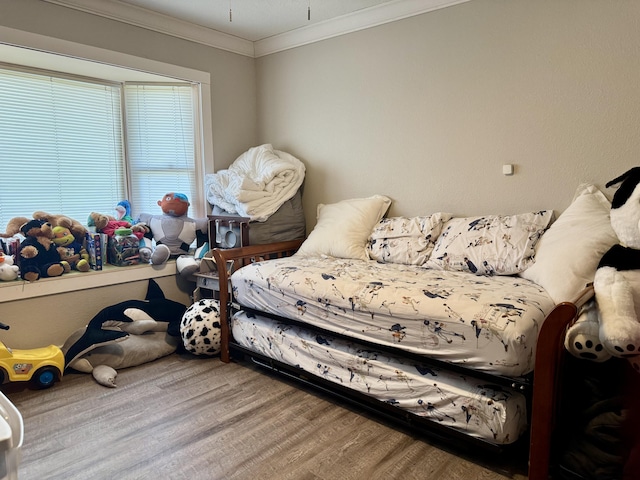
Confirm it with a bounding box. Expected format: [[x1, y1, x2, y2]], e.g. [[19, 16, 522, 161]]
[[0, 254, 19, 281], [566, 168, 640, 372]]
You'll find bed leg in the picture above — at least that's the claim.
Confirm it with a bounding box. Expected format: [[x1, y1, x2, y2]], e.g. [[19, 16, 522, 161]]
[[528, 302, 577, 480]]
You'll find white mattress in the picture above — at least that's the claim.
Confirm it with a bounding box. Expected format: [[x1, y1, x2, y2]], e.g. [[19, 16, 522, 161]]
[[232, 310, 528, 445], [230, 256, 555, 377]]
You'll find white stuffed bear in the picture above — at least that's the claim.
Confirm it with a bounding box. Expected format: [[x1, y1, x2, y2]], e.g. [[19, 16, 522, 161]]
[[0, 253, 19, 281], [565, 167, 640, 372]]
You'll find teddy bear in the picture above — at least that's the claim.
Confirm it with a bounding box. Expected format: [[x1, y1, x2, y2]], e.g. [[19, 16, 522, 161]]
[[0, 216, 29, 239], [137, 193, 208, 265], [565, 167, 640, 372], [0, 253, 19, 281], [32, 211, 87, 242], [52, 225, 90, 272], [18, 219, 68, 282], [0, 212, 87, 243]]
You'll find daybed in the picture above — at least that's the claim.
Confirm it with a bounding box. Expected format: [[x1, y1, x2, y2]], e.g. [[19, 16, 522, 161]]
[[213, 185, 619, 480]]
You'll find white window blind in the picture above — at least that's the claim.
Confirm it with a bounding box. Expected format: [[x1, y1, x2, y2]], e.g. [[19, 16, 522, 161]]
[[125, 84, 197, 219], [0, 68, 125, 231], [0, 68, 201, 234]]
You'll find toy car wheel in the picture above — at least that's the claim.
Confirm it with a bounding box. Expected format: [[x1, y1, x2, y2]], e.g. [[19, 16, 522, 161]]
[[32, 366, 58, 389], [0, 369, 5, 385]]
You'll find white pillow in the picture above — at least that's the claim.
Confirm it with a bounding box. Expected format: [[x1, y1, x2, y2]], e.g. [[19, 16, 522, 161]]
[[519, 184, 618, 303], [367, 213, 452, 265], [296, 195, 392, 260], [426, 210, 553, 275]]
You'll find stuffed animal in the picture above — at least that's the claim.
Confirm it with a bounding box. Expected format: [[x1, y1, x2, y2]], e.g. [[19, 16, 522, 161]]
[[137, 193, 208, 265], [18, 219, 68, 282], [61, 279, 187, 387], [180, 299, 221, 356], [114, 200, 134, 224], [175, 243, 210, 279], [0, 216, 29, 239], [52, 225, 90, 272], [0, 212, 87, 243], [566, 167, 640, 372], [33, 211, 87, 242], [0, 253, 19, 281], [87, 212, 145, 238]]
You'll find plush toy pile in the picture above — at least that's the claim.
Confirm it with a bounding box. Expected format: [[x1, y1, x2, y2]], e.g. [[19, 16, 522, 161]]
[[18, 219, 68, 282], [561, 167, 640, 480], [565, 167, 640, 372], [0, 212, 90, 281]]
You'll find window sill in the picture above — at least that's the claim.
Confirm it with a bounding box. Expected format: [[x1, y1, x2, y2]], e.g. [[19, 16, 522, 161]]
[[0, 261, 177, 303]]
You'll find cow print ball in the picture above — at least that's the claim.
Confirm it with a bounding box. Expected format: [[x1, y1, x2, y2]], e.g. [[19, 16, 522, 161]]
[[180, 299, 222, 356]]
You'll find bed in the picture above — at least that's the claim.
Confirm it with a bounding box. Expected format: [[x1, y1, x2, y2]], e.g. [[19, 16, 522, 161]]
[[213, 186, 618, 480]]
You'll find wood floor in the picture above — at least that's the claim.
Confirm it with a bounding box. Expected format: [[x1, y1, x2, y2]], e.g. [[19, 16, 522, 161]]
[[2, 354, 529, 480]]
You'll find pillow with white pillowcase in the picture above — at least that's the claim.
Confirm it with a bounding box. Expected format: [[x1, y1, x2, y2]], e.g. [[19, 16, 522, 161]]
[[519, 184, 618, 303], [296, 195, 392, 261], [367, 213, 452, 265], [426, 210, 553, 275]]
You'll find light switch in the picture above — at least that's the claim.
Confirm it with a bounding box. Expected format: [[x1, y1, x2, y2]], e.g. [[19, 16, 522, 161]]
[[502, 164, 514, 176]]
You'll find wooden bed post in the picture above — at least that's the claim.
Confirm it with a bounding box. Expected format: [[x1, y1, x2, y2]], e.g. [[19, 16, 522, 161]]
[[212, 240, 305, 364], [212, 247, 233, 363], [528, 287, 592, 480]]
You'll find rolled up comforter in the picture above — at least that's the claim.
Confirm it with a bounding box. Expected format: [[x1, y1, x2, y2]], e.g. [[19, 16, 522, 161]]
[[205, 144, 305, 222]]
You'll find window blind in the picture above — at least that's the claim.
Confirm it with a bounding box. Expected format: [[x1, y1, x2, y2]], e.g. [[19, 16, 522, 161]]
[[0, 68, 200, 234], [125, 84, 197, 219], [0, 67, 125, 231]]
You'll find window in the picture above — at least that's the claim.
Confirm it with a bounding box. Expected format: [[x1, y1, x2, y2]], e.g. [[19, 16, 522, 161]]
[[0, 66, 202, 233], [125, 84, 198, 217]]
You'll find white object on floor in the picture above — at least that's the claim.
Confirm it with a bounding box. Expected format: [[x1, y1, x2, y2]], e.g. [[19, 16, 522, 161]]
[[0, 391, 23, 480]]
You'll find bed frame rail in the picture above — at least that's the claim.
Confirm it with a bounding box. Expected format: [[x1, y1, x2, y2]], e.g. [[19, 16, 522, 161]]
[[212, 239, 304, 363], [212, 240, 592, 480]]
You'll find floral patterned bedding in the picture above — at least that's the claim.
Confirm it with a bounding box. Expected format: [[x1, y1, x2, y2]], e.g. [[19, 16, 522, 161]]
[[232, 310, 528, 445], [230, 256, 556, 377]]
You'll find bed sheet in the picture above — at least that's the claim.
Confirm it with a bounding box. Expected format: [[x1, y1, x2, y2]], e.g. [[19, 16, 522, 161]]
[[230, 256, 555, 377], [232, 310, 528, 445]]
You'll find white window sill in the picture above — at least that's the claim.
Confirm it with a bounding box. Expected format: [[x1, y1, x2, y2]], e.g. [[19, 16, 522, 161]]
[[0, 261, 177, 303]]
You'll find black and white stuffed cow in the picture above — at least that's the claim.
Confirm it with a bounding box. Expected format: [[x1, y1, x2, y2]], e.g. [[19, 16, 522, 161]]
[[566, 167, 640, 372]]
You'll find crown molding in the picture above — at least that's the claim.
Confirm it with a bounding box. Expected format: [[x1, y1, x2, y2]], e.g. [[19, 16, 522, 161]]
[[43, 0, 471, 58], [254, 0, 471, 57], [43, 0, 255, 57]]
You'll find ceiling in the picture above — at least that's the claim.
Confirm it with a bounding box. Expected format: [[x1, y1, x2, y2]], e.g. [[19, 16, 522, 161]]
[[117, 0, 396, 42], [43, 0, 471, 57]]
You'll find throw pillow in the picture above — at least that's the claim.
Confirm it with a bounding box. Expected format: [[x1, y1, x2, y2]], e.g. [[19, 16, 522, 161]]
[[367, 213, 452, 265], [426, 210, 553, 275], [296, 195, 391, 260], [519, 184, 618, 303]]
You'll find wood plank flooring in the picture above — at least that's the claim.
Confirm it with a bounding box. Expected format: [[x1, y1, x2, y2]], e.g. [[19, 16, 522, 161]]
[[2, 354, 529, 480]]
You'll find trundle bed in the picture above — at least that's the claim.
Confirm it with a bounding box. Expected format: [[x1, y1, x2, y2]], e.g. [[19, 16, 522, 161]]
[[212, 187, 617, 480]]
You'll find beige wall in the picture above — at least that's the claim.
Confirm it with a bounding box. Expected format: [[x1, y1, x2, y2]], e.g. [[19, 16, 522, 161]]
[[0, 275, 193, 349], [256, 0, 640, 229]]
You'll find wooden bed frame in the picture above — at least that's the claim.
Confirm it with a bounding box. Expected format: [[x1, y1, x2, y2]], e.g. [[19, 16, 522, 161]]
[[213, 240, 593, 480]]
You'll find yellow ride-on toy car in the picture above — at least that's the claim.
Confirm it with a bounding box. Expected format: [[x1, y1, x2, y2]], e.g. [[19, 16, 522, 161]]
[[0, 322, 64, 389]]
